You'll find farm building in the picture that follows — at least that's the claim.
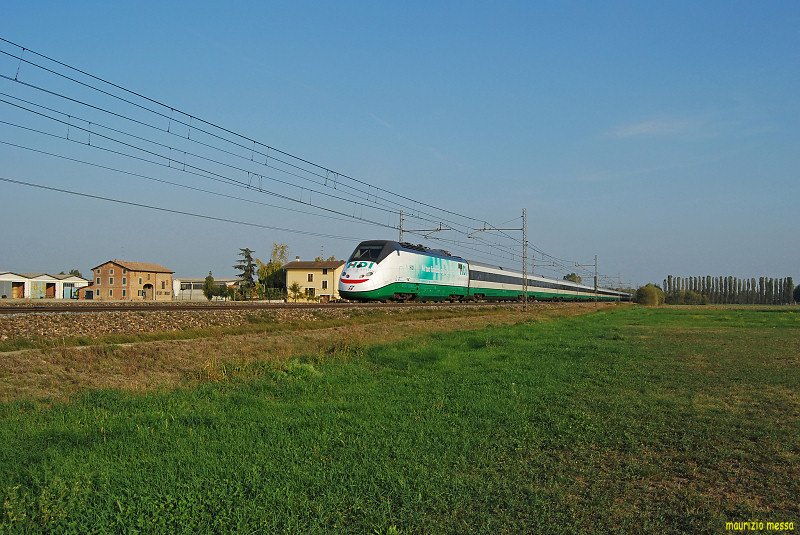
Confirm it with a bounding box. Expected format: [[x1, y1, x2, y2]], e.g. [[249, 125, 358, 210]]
[[284, 259, 345, 302], [81, 260, 174, 301], [173, 276, 238, 300], [0, 272, 89, 299]]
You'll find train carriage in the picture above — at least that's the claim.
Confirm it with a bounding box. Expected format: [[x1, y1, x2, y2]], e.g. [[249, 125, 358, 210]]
[[339, 240, 630, 302], [339, 240, 468, 301]]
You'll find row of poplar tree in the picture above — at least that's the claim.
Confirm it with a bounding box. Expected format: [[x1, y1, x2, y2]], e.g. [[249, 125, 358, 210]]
[[662, 275, 795, 305]]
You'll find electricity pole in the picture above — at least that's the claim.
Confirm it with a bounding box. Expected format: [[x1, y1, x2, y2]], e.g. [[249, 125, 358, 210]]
[[469, 208, 529, 311], [522, 208, 528, 312], [399, 210, 405, 242], [576, 255, 599, 306]]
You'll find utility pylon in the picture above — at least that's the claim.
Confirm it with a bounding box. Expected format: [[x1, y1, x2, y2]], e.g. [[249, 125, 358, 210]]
[[470, 209, 529, 311], [522, 208, 528, 312], [576, 255, 599, 306]]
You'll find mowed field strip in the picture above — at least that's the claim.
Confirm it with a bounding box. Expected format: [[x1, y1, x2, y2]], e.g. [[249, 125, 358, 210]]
[[0, 305, 798, 533], [0, 303, 603, 403]]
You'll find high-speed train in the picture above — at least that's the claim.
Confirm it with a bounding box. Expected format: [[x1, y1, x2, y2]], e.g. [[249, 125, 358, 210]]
[[338, 240, 630, 302]]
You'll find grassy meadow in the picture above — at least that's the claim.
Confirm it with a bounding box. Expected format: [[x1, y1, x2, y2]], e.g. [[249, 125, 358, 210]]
[[0, 306, 798, 533]]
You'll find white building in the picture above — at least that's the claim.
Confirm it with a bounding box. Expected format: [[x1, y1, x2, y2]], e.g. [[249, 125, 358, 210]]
[[173, 276, 239, 300], [0, 272, 89, 299]]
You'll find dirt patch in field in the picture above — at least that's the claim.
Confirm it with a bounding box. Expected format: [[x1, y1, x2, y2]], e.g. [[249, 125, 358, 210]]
[[0, 303, 616, 402]]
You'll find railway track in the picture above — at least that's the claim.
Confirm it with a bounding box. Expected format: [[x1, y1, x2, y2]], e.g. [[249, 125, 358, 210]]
[[0, 300, 536, 315]]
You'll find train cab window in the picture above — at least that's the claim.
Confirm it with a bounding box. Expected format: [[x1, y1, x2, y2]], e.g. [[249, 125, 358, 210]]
[[350, 244, 384, 261]]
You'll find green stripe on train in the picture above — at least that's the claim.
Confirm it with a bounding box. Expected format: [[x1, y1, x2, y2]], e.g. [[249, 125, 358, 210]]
[[341, 282, 618, 301]]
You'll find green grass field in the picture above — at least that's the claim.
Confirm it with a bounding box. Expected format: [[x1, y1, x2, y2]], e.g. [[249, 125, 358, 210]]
[[1, 307, 798, 533]]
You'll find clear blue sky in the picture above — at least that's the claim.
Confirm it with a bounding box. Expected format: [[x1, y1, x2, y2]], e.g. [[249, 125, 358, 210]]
[[1, 1, 797, 286]]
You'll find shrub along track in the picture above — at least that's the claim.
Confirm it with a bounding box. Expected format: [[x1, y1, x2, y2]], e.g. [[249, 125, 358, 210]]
[[0, 302, 618, 403]]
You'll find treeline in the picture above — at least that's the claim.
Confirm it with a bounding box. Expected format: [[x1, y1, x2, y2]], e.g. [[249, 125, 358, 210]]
[[662, 275, 795, 305]]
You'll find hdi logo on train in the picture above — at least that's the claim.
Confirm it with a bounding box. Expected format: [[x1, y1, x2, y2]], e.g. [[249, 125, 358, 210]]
[[347, 262, 374, 269]]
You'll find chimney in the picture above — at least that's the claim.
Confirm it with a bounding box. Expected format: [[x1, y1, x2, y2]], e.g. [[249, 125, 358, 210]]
[[295, 256, 300, 262]]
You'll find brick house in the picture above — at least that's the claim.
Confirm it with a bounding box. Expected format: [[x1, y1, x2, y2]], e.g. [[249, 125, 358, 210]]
[[81, 260, 174, 301], [284, 259, 345, 302]]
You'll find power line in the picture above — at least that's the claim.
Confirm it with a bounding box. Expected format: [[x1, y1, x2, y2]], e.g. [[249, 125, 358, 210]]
[[0, 139, 374, 226], [0, 175, 363, 241], [0, 36, 620, 281], [0, 38, 489, 226], [0, 89, 515, 255], [0, 96, 420, 223], [0, 114, 401, 232], [0, 83, 454, 228], [0, 108, 523, 262], [0, 39, 535, 260]]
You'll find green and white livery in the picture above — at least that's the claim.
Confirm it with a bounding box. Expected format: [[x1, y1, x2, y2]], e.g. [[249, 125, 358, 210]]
[[340, 241, 469, 301], [339, 240, 630, 302]]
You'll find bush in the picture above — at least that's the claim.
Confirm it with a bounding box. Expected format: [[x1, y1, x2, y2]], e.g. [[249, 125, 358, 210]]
[[635, 284, 665, 306]]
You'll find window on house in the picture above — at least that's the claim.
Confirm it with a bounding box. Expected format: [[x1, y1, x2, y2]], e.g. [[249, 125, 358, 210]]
[[122, 277, 127, 285], [323, 268, 328, 275], [161, 281, 165, 290], [138, 278, 143, 285], [322, 280, 328, 290], [307, 273, 314, 282], [109, 268, 114, 275], [122, 289, 126, 297], [138, 290, 143, 297], [123, 269, 127, 274], [147, 274, 151, 280], [109, 289, 113, 297], [109, 277, 114, 285], [96, 278, 101, 285], [95, 269, 100, 274], [305, 288, 315, 297]]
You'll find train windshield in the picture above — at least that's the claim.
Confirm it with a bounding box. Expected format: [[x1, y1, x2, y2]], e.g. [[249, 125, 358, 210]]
[[349, 244, 385, 261]]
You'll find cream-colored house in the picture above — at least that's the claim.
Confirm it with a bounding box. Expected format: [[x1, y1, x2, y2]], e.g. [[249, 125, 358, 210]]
[[284, 259, 344, 303]]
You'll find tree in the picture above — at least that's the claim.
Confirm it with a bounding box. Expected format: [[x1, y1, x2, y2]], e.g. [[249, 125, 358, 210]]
[[68, 269, 82, 278], [563, 273, 582, 284], [794, 284, 800, 304], [635, 284, 664, 306], [256, 242, 290, 297], [288, 282, 303, 302], [233, 248, 257, 299], [202, 271, 216, 301]]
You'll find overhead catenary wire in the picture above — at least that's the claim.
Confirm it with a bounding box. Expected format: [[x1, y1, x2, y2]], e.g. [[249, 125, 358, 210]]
[[0, 175, 365, 241], [0, 116, 403, 232], [0, 102, 526, 261], [0, 90, 522, 257], [0, 41, 541, 261], [0, 39, 489, 227], [0, 139, 377, 226], [0, 36, 619, 282], [0, 84, 449, 228], [0, 116, 521, 265]]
